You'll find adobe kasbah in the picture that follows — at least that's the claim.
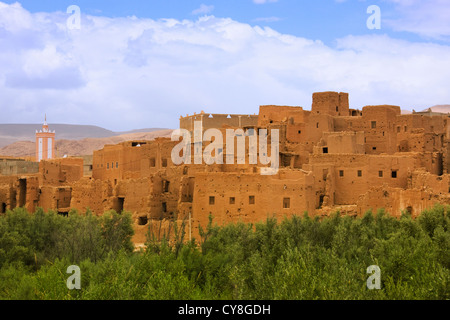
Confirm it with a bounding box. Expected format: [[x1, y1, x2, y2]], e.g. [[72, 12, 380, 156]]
[[1, 91, 449, 244]]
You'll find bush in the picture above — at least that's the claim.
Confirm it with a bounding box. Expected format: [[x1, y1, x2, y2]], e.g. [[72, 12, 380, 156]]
[[0, 205, 448, 300]]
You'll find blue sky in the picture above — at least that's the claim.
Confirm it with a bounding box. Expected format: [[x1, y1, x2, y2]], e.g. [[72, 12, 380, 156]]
[[0, 0, 425, 44], [0, 0, 449, 131]]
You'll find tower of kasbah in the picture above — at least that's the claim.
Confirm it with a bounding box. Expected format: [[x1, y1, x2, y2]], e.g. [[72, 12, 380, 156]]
[[35, 115, 56, 162]]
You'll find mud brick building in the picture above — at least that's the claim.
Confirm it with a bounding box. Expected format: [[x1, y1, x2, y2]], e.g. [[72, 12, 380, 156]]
[[1, 91, 449, 244]]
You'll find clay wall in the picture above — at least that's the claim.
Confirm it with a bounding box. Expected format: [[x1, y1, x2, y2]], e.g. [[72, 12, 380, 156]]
[[357, 186, 449, 218], [361, 105, 400, 154], [311, 92, 349, 117], [0, 175, 40, 213], [0, 160, 39, 176], [180, 112, 258, 132], [315, 131, 365, 154], [305, 153, 422, 205], [258, 105, 306, 127], [39, 158, 83, 186], [191, 170, 315, 234]]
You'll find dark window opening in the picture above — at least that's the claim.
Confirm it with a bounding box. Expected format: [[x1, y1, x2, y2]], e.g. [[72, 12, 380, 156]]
[[107, 163, 109, 169], [298, 130, 302, 134], [183, 166, 188, 175], [162, 180, 170, 193], [391, 170, 398, 178], [162, 158, 168, 167], [339, 170, 344, 177], [249, 196, 255, 205], [323, 147, 329, 154], [357, 170, 362, 177], [116, 162, 118, 168], [371, 121, 376, 129], [318, 195, 325, 209], [18, 179, 27, 207], [406, 206, 413, 216], [283, 197, 290, 209], [162, 202, 167, 213], [404, 126, 407, 132], [323, 168, 329, 180], [138, 216, 148, 226], [336, 106, 339, 112], [379, 171, 383, 177], [150, 158, 156, 167], [372, 147, 377, 151], [116, 197, 125, 213], [397, 126, 400, 133], [229, 197, 235, 205], [1, 202, 6, 214], [209, 196, 215, 205], [316, 123, 319, 128]]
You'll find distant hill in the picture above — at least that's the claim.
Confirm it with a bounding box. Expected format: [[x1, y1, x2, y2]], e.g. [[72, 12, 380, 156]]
[[0, 123, 170, 148], [0, 129, 174, 158], [421, 105, 450, 113]]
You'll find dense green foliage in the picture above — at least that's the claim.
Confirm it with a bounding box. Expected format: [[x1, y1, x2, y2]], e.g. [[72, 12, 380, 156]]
[[0, 205, 448, 300]]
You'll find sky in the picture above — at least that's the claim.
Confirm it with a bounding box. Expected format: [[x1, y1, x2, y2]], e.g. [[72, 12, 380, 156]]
[[0, 0, 449, 131]]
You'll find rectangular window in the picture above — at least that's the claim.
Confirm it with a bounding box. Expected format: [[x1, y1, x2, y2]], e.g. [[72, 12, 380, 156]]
[[357, 170, 362, 177], [391, 170, 398, 178], [379, 171, 383, 177], [116, 162, 118, 168], [150, 158, 156, 167], [162, 180, 170, 193], [162, 159, 168, 167], [404, 126, 407, 132], [209, 196, 215, 205], [371, 121, 377, 129], [339, 170, 344, 177], [162, 202, 167, 212], [323, 147, 329, 154], [372, 147, 377, 151], [298, 130, 302, 134], [249, 196, 255, 205], [397, 126, 400, 133], [107, 163, 109, 169], [229, 197, 235, 205], [283, 198, 290, 209]]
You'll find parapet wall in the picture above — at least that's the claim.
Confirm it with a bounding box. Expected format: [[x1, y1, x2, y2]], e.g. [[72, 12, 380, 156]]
[[312, 92, 349, 117], [180, 112, 258, 132]]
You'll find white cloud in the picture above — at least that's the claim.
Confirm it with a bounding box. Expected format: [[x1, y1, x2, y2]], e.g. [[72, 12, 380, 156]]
[[384, 0, 450, 40], [253, 0, 279, 4], [192, 4, 214, 15], [0, 2, 449, 131], [252, 17, 282, 23]]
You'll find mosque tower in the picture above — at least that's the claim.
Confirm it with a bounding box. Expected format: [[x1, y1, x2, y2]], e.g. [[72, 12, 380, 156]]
[[35, 115, 56, 162]]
